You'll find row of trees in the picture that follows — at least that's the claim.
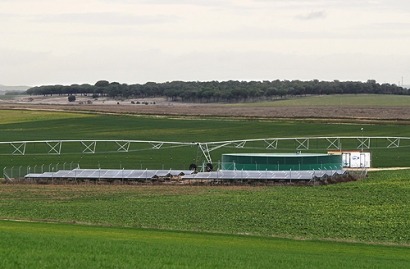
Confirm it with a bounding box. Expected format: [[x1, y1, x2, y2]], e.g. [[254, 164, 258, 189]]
[[26, 79, 409, 103]]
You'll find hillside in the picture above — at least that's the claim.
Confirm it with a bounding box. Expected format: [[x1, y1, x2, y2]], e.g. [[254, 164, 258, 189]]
[[0, 84, 30, 94]]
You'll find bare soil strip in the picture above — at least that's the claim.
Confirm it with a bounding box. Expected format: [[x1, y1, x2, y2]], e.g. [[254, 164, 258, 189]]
[[1, 102, 410, 122]]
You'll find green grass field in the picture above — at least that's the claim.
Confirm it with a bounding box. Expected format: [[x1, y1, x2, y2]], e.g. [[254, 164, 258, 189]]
[[230, 94, 410, 107], [1, 170, 409, 245], [1, 109, 410, 170], [0, 103, 409, 268], [1, 220, 409, 269]]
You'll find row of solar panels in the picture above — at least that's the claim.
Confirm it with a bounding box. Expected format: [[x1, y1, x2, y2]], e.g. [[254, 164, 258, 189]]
[[183, 170, 345, 180], [25, 169, 345, 181], [25, 169, 193, 179]]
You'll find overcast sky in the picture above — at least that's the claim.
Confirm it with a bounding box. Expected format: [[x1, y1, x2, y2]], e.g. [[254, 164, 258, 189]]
[[1, 0, 409, 86]]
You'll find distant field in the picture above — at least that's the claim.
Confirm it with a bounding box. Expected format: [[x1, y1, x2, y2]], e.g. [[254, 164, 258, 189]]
[[1, 109, 410, 169], [0, 109, 93, 124], [231, 94, 410, 107], [0, 95, 17, 100], [2, 94, 410, 121]]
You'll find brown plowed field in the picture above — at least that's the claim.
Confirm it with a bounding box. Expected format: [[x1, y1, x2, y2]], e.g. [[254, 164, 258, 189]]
[[1, 98, 410, 122]]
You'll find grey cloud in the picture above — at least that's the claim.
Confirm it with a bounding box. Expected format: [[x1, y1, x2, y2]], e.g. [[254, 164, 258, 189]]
[[295, 10, 326, 20]]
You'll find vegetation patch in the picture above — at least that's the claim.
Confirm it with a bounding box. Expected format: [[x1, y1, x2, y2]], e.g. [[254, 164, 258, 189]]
[[1, 170, 409, 245], [0, 105, 409, 267], [1, 220, 409, 269], [1, 109, 410, 170]]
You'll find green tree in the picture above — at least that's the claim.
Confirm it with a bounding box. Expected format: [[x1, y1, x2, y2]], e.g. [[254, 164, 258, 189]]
[[95, 80, 110, 87], [68, 95, 76, 102]]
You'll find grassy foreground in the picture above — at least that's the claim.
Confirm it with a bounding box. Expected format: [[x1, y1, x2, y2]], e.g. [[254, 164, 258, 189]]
[[1, 220, 409, 269]]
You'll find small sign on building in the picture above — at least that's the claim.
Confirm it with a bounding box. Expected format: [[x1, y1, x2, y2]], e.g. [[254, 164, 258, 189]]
[[328, 151, 371, 168]]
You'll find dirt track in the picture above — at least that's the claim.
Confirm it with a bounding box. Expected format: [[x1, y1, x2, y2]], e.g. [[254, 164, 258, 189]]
[[1, 98, 410, 122]]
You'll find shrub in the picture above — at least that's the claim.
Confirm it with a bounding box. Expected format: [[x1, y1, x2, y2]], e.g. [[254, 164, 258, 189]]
[[68, 95, 76, 102]]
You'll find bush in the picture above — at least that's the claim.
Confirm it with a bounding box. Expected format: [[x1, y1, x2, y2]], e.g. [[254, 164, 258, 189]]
[[68, 95, 76, 102]]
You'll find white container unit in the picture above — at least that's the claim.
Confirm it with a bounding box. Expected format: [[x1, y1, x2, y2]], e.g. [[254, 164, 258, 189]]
[[329, 151, 371, 168]]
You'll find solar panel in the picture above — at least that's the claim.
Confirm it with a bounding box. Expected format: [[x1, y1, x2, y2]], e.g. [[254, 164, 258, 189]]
[[182, 170, 345, 180], [24, 169, 345, 182], [24, 169, 194, 180]]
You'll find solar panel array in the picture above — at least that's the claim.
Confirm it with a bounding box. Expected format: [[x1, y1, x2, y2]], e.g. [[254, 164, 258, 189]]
[[25, 169, 193, 180], [25, 168, 345, 181], [183, 170, 344, 180]]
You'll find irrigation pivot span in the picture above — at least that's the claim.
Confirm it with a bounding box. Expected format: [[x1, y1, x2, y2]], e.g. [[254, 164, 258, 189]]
[[0, 137, 408, 163]]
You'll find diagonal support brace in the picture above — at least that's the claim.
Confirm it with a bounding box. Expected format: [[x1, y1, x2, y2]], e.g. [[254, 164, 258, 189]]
[[81, 141, 97, 153], [357, 137, 370, 150], [10, 142, 26, 155], [46, 141, 62, 154], [387, 138, 400, 148], [198, 143, 212, 164], [151, 143, 164, 150], [264, 139, 278, 149], [116, 141, 130, 152], [326, 138, 341, 150], [296, 138, 309, 150]]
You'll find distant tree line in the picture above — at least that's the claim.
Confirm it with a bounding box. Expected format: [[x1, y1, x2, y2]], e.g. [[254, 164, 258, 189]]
[[26, 79, 409, 103]]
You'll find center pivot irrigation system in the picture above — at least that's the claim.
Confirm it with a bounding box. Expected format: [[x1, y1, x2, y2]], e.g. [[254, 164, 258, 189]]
[[1, 137, 409, 164]]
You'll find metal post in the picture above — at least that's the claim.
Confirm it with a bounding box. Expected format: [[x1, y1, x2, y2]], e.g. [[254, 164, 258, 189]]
[[290, 168, 292, 183], [361, 128, 364, 152]]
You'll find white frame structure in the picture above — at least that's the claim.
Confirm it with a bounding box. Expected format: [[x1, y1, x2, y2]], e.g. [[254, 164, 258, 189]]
[[1, 137, 409, 164]]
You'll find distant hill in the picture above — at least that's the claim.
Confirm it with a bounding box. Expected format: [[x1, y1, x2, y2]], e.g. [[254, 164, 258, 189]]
[[0, 85, 30, 94]]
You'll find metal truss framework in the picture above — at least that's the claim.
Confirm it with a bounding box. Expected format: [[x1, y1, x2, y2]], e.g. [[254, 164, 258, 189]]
[[1, 137, 409, 164]]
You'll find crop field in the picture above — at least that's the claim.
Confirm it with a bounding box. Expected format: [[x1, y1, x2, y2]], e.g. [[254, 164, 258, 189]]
[[1, 220, 409, 269], [0, 101, 410, 268], [1, 170, 409, 243], [2, 94, 410, 121], [0, 170, 409, 268], [1, 109, 410, 170]]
